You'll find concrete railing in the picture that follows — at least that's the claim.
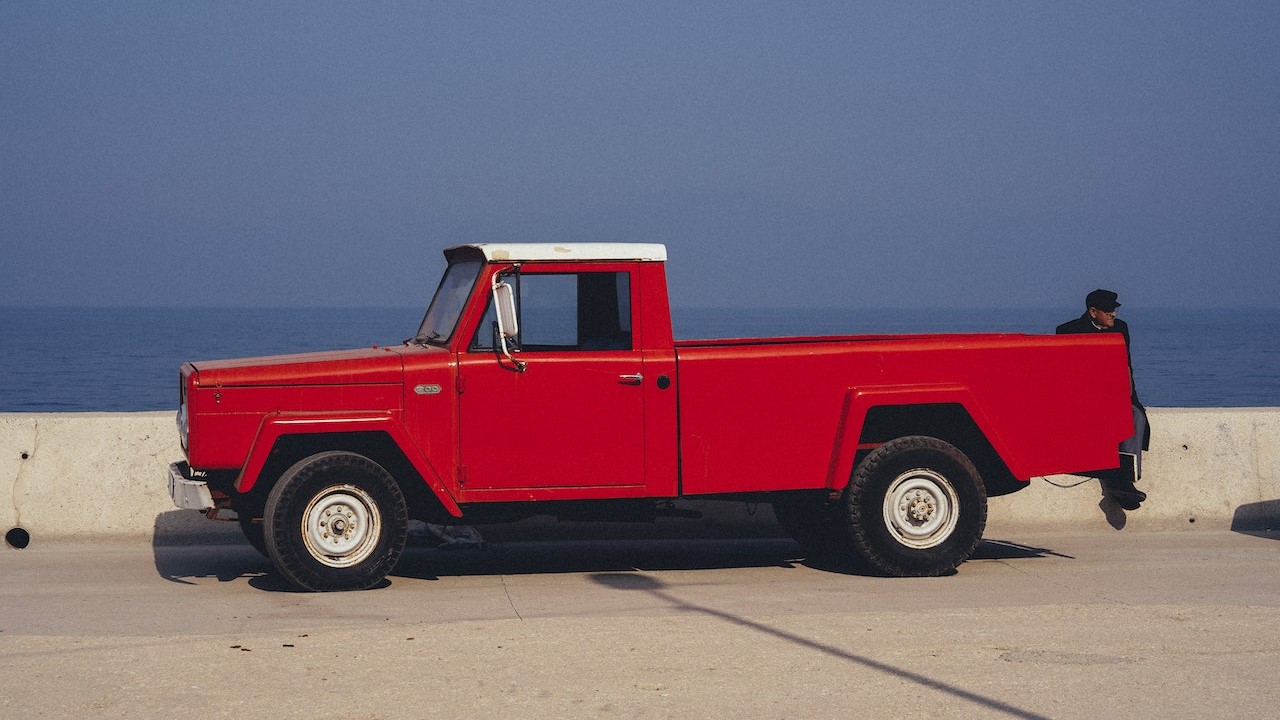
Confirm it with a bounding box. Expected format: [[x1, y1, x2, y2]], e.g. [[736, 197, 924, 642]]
[[987, 407, 1280, 534], [2, 409, 1278, 548], [0, 412, 223, 546]]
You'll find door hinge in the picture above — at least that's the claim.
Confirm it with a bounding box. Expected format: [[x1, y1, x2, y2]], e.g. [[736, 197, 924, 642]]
[[458, 465, 468, 487]]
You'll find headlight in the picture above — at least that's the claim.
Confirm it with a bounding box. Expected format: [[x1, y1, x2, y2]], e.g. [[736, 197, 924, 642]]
[[177, 373, 189, 451]]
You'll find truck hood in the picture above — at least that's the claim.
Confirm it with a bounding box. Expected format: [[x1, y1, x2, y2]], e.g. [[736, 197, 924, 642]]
[[190, 346, 408, 388]]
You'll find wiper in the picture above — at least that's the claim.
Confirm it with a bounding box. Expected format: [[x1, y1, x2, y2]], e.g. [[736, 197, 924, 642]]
[[406, 331, 444, 346]]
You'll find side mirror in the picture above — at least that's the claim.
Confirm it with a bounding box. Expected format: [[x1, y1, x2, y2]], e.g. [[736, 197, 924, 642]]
[[491, 278, 526, 372], [493, 280, 519, 340]]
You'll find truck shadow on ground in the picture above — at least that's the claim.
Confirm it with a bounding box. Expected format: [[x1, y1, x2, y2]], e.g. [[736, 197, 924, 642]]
[[154, 509, 1069, 586], [153, 537, 809, 591], [386, 519, 1073, 581], [153, 533, 1070, 589], [153, 544, 273, 585], [391, 537, 805, 582]]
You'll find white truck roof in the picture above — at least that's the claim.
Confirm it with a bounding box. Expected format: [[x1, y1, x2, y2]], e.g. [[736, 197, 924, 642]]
[[453, 243, 668, 262]]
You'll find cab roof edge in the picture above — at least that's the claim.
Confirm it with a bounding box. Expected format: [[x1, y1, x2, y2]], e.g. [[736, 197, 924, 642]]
[[446, 243, 668, 263]]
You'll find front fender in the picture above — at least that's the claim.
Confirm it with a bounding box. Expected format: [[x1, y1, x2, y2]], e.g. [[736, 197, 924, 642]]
[[235, 413, 462, 517]]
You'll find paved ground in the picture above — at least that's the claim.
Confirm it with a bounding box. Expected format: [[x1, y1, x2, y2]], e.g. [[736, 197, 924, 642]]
[[2, 529, 1278, 719]]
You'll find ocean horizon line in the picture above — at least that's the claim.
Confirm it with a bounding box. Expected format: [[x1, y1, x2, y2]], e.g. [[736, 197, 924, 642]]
[[3, 303, 1277, 312]]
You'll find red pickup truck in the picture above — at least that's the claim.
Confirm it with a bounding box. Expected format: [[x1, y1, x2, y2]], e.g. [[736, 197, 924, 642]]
[[170, 243, 1133, 591]]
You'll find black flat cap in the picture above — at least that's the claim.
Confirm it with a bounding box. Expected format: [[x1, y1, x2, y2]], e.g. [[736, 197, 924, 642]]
[[1086, 288, 1121, 312]]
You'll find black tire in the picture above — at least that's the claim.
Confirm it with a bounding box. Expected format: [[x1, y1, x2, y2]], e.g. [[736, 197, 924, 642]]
[[263, 451, 409, 592], [230, 491, 268, 557], [844, 436, 986, 577], [237, 508, 268, 558], [772, 490, 846, 557]]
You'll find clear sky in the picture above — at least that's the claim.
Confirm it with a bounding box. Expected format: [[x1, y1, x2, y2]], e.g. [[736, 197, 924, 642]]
[[3, 2, 1278, 309]]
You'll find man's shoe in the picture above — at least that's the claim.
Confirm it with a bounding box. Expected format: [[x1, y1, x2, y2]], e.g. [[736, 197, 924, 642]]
[[1101, 479, 1146, 510], [1109, 490, 1144, 511]]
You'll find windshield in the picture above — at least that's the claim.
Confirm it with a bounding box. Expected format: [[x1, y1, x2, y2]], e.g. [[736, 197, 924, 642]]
[[415, 260, 483, 344]]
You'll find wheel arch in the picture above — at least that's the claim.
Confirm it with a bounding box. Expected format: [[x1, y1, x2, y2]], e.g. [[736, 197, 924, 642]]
[[236, 417, 461, 519], [830, 386, 1025, 497]]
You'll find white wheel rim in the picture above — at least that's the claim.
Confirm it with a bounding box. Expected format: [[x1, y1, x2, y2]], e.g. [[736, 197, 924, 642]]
[[301, 484, 381, 568], [882, 469, 960, 549]]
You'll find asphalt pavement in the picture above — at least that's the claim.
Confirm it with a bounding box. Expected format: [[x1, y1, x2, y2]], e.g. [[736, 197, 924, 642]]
[[2, 530, 1278, 719]]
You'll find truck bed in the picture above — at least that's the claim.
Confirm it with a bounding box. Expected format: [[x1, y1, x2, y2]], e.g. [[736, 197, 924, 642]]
[[673, 332, 1132, 495]]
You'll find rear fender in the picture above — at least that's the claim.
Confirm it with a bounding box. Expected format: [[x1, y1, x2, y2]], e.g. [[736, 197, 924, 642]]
[[827, 384, 1018, 489], [235, 414, 461, 517]]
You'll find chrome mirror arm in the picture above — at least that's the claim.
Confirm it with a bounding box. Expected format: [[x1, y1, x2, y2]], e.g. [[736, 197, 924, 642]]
[[491, 273, 526, 372]]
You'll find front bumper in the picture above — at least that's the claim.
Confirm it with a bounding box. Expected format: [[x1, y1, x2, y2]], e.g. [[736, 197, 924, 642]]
[[168, 461, 214, 510]]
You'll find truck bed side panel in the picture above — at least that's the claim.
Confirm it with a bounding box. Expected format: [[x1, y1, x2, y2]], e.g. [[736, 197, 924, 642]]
[[674, 333, 1132, 495]]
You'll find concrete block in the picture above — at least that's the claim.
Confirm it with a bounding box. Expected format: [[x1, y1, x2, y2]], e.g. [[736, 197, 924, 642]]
[[0, 412, 238, 547], [2, 408, 1278, 547], [987, 408, 1280, 533]]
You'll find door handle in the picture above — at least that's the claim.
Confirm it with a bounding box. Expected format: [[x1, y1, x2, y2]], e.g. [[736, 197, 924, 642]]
[[618, 373, 644, 386]]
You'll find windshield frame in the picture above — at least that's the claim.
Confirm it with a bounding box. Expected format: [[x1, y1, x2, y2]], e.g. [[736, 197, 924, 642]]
[[415, 258, 484, 346]]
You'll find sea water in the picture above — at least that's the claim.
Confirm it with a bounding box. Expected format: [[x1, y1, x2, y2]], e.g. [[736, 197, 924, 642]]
[[1, 306, 1276, 411]]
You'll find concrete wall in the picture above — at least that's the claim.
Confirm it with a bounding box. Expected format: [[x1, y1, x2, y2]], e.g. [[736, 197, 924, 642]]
[[0, 412, 238, 545], [2, 409, 1278, 548], [988, 408, 1280, 534]]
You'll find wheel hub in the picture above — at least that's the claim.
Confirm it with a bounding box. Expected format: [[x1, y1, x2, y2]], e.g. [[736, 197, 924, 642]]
[[904, 490, 936, 523], [325, 510, 352, 537], [301, 484, 382, 568], [882, 469, 960, 549]]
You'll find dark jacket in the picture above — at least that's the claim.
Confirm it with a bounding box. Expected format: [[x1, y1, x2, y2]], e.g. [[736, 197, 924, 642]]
[[1056, 312, 1150, 449]]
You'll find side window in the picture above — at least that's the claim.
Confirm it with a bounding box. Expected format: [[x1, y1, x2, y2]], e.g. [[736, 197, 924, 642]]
[[521, 274, 579, 347], [471, 271, 632, 352]]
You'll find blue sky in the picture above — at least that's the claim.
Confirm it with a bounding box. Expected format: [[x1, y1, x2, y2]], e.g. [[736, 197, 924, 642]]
[[3, 2, 1278, 309]]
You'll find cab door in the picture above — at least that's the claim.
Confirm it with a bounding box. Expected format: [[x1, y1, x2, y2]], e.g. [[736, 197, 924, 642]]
[[456, 265, 648, 499]]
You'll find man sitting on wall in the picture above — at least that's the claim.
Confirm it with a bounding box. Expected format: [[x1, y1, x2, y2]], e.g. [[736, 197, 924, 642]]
[[1057, 289, 1151, 511]]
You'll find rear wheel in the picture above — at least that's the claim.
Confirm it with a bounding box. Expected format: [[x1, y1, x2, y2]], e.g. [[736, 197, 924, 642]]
[[844, 436, 986, 577], [264, 451, 409, 591]]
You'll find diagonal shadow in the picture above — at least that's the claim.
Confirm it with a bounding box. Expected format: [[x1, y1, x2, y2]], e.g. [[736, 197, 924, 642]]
[[590, 571, 1051, 720], [973, 539, 1074, 561]]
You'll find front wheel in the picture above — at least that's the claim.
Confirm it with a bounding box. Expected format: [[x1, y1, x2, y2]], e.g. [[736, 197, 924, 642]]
[[232, 494, 268, 557], [237, 508, 268, 557], [845, 436, 986, 577], [264, 451, 409, 591]]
